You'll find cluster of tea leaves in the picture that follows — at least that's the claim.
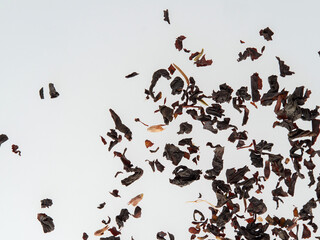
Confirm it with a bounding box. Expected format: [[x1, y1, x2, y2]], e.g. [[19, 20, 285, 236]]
[[2, 7, 319, 240], [81, 10, 320, 240]]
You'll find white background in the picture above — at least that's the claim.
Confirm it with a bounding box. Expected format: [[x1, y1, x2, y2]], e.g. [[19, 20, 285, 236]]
[[1, 0, 320, 239]]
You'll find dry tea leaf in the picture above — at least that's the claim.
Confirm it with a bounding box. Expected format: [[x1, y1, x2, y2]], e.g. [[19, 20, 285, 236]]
[[82, 232, 89, 240], [108, 227, 121, 236], [145, 140, 154, 148], [110, 189, 121, 198], [259, 27, 274, 41], [147, 124, 165, 132], [0, 134, 8, 147], [12, 144, 21, 156], [39, 87, 44, 99], [125, 72, 139, 78], [41, 198, 53, 208], [175, 35, 186, 51], [163, 9, 170, 24], [97, 202, 106, 209], [132, 206, 142, 218], [100, 136, 107, 145], [128, 193, 144, 207], [94, 225, 109, 236], [49, 83, 59, 98], [37, 213, 55, 233]]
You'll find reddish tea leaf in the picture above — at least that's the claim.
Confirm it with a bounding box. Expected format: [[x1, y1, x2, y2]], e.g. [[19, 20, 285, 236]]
[[245, 217, 255, 223], [259, 27, 274, 41], [163, 9, 170, 24], [195, 55, 213, 67], [12, 144, 21, 156], [189, 227, 200, 234], [237, 47, 262, 62], [175, 35, 186, 51], [276, 56, 295, 77], [293, 207, 299, 217], [168, 64, 176, 75], [302, 224, 311, 238], [108, 226, 121, 236], [100, 136, 107, 145], [82, 232, 89, 240], [145, 140, 154, 148]]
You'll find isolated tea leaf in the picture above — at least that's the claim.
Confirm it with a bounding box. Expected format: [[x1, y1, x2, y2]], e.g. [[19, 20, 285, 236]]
[[41, 198, 53, 208], [175, 35, 186, 51], [259, 27, 274, 41], [145, 140, 154, 148], [168, 64, 176, 75], [237, 47, 262, 62], [100, 136, 107, 145], [147, 124, 165, 132], [128, 193, 143, 207], [11, 144, 21, 156], [114, 171, 123, 178], [163, 9, 170, 24], [125, 72, 139, 78], [276, 56, 295, 77], [97, 202, 106, 209], [39, 87, 44, 99], [110, 189, 121, 198], [0, 134, 8, 147], [82, 232, 89, 240], [150, 147, 160, 153], [48, 83, 59, 98], [132, 206, 142, 218], [37, 213, 55, 233]]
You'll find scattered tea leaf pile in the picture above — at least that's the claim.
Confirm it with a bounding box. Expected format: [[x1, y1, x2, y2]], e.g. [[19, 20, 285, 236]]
[[94, 19, 320, 239], [1, 7, 318, 240]]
